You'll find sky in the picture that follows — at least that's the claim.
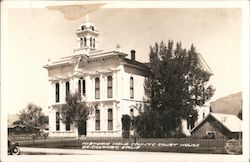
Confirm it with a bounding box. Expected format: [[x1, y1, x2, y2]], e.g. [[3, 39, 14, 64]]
[[6, 6, 243, 114]]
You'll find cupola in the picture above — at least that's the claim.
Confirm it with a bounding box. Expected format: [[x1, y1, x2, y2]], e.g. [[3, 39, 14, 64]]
[[75, 19, 99, 54]]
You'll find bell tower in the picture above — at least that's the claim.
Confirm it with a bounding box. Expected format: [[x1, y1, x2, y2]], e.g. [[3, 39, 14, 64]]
[[74, 16, 99, 55]]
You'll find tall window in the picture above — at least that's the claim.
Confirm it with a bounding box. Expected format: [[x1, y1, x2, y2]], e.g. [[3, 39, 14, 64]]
[[66, 116, 70, 131], [107, 76, 112, 98], [82, 79, 86, 96], [80, 38, 83, 47], [56, 112, 60, 131], [95, 78, 100, 99], [95, 109, 100, 130], [81, 25, 86, 31], [78, 79, 81, 94], [108, 109, 113, 130], [66, 81, 70, 97], [130, 109, 134, 117], [55, 83, 60, 102], [90, 37, 92, 47], [84, 37, 87, 47], [93, 38, 95, 48], [130, 77, 134, 99]]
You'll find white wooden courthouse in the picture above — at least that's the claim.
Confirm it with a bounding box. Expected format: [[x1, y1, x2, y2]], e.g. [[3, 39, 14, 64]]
[[44, 21, 211, 138]]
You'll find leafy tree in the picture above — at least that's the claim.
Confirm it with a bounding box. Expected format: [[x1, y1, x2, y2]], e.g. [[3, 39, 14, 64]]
[[60, 93, 93, 136], [121, 114, 131, 138], [16, 103, 48, 132], [142, 40, 215, 137], [136, 103, 161, 138]]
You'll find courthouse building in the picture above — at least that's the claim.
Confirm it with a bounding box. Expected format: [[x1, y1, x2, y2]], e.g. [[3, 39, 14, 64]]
[[44, 21, 212, 137]]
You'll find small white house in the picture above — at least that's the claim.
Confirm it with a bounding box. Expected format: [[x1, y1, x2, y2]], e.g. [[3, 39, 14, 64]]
[[44, 20, 212, 138]]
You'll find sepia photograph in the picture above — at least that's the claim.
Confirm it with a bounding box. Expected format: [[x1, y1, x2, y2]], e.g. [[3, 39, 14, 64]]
[[1, 1, 249, 162]]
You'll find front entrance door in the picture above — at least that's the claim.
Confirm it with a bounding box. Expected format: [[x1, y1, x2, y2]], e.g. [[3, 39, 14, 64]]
[[78, 120, 87, 136]]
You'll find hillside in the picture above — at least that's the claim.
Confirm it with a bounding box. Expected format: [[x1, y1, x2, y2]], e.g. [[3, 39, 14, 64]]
[[210, 92, 242, 116]]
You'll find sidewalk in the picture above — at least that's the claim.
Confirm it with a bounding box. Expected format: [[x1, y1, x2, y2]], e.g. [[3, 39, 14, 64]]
[[18, 147, 243, 162], [20, 147, 91, 155]]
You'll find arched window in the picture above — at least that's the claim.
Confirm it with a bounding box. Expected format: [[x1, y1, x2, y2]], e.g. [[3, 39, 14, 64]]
[[107, 76, 112, 98], [108, 109, 113, 130], [130, 77, 134, 99], [93, 38, 95, 48], [82, 79, 86, 96], [55, 83, 60, 102], [80, 38, 83, 47], [90, 37, 92, 47], [84, 37, 87, 47], [78, 79, 81, 95], [95, 109, 100, 130], [66, 81, 70, 97], [130, 109, 134, 117], [66, 116, 70, 131], [56, 112, 60, 131], [81, 25, 85, 31], [95, 78, 100, 99]]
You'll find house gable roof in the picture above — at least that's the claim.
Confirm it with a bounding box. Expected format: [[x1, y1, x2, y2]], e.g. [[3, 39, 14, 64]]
[[191, 112, 242, 133]]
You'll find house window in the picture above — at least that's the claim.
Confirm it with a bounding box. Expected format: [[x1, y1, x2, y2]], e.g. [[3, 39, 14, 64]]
[[90, 37, 92, 47], [108, 109, 113, 130], [80, 38, 83, 47], [66, 116, 70, 131], [56, 112, 60, 131], [55, 83, 60, 102], [66, 81, 70, 97], [82, 79, 86, 96], [130, 77, 134, 99], [78, 79, 81, 94], [95, 109, 100, 130], [203, 112, 205, 119], [95, 78, 100, 99], [206, 131, 216, 139], [91, 26, 95, 31], [107, 76, 112, 98], [81, 25, 86, 30], [84, 37, 87, 47], [93, 38, 95, 48], [130, 109, 134, 117]]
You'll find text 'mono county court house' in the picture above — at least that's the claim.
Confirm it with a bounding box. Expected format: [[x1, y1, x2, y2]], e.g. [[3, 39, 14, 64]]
[[44, 20, 212, 138]]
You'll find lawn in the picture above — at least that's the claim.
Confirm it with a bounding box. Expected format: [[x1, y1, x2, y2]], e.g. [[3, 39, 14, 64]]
[[16, 137, 230, 154]]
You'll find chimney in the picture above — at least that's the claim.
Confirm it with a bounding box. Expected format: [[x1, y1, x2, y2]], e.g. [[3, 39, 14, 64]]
[[131, 50, 136, 61]]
